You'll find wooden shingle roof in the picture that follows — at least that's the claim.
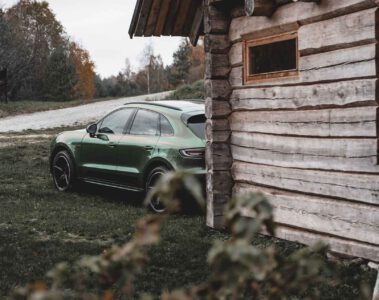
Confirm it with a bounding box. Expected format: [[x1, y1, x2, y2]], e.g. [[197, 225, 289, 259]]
[[129, 0, 204, 45]]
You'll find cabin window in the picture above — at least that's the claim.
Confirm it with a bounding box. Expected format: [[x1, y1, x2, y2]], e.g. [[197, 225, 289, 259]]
[[244, 32, 299, 84]]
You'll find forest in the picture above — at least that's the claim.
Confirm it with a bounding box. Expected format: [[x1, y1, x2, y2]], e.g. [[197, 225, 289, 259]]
[[0, 0, 204, 102]]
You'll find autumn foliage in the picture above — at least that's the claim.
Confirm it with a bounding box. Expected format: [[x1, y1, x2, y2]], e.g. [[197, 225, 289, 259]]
[[69, 42, 95, 100]]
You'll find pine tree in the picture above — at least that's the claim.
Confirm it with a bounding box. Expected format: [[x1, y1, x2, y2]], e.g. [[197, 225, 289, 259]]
[[43, 47, 76, 101]]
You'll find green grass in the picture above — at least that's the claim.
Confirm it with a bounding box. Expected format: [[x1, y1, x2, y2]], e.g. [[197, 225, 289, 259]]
[[0, 134, 376, 299], [0, 97, 116, 118], [166, 80, 205, 100]]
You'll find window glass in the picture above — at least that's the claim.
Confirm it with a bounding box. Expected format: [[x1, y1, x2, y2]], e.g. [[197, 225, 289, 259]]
[[187, 114, 205, 140], [249, 38, 297, 75], [99, 109, 133, 134], [160, 115, 174, 136], [130, 109, 159, 136]]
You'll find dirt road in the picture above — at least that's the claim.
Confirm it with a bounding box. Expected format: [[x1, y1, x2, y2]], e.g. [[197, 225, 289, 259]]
[[0, 91, 171, 133]]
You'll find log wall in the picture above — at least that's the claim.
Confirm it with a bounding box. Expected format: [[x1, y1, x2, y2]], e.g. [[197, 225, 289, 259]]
[[204, 1, 233, 228], [207, 0, 379, 262]]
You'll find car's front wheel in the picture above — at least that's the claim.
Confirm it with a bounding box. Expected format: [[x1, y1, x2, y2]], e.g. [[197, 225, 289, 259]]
[[52, 150, 76, 192], [146, 166, 168, 213]]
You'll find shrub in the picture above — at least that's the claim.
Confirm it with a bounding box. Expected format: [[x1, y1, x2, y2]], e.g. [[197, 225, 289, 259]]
[[9, 172, 370, 300]]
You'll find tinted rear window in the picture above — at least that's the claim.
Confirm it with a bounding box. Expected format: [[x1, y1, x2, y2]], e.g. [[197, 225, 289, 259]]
[[187, 114, 205, 139]]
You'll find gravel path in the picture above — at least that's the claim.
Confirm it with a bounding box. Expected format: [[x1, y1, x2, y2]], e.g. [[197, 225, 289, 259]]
[[0, 91, 171, 133]]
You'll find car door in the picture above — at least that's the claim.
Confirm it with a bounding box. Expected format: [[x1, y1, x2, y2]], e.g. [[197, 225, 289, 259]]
[[116, 109, 160, 188], [79, 108, 135, 182]]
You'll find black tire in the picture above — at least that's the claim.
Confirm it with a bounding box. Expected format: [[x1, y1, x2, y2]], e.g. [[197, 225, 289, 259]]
[[52, 150, 76, 192], [145, 166, 168, 213]]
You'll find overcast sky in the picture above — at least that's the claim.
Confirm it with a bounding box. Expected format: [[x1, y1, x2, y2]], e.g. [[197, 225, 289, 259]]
[[0, 0, 182, 78]]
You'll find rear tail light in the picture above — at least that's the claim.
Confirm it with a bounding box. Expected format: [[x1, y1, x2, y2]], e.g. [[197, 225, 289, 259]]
[[180, 148, 205, 158]]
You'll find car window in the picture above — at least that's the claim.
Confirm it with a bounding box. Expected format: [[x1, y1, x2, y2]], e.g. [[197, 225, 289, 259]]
[[187, 114, 205, 139], [130, 109, 159, 136], [160, 115, 174, 136], [99, 109, 134, 134]]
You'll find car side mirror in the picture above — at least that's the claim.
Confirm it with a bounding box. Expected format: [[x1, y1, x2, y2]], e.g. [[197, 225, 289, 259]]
[[86, 123, 97, 137]]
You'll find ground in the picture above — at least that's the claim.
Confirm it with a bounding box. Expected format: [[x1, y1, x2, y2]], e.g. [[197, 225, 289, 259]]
[[0, 128, 376, 299], [0, 91, 171, 133]]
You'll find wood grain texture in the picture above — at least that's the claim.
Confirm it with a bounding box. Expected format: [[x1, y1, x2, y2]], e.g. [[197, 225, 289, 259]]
[[274, 225, 379, 262], [234, 183, 379, 245], [230, 107, 378, 137], [205, 97, 232, 119], [299, 7, 378, 55], [135, 0, 154, 36], [206, 142, 233, 171], [231, 79, 378, 111], [232, 161, 379, 205], [144, 0, 162, 36], [154, 0, 170, 35], [231, 132, 379, 173], [205, 53, 230, 79], [229, 0, 378, 42], [172, 0, 192, 36], [230, 43, 377, 87]]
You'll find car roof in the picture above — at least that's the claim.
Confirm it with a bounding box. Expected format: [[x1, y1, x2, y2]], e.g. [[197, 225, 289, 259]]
[[123, 100, 204, 113]]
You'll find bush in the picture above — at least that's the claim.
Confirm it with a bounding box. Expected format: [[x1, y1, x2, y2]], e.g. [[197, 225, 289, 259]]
[[9, 172, 373, 300], [166, 80, 205, 100]]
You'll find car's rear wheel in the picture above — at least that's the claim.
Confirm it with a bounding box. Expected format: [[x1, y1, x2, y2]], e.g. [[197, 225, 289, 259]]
[[52, 150, 76, 192], [146, 166, 168, 213]]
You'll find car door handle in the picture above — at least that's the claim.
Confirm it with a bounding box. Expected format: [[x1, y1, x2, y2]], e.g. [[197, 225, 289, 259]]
[[144, 146, 154, 151], [108, 143, 117, 148]]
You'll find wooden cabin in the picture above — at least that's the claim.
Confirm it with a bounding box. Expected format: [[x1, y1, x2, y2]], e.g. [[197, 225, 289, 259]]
[[130, 0, 379, 263]]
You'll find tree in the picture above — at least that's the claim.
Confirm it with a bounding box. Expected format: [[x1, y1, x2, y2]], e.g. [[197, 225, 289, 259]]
[[0, 8, 31, 100], [69, 42, 95, 100], [168, 38, 192, 86], [5, 0, 66, 99], [43, 47, 76, 101]]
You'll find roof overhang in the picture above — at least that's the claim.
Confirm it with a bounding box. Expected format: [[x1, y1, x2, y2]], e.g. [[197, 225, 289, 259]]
[[128, 0, 318, 45], [129, 0, 204, 46]]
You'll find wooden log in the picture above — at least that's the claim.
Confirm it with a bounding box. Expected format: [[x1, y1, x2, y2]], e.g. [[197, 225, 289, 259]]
[[144, 0, 162, 36], [154, 0, 171, 36], [129, 0, 143, 38], [205, 79, 232, 100], [231, 132, 379, 173], [206, 142, 233, 171], [206, 170, 233, 227], [230, 43, 377, 87], [299, 8, 378, 55], [234, 183, 379, 245], [204, 34, 230, 54], [182, 0, 200, 36], [229, 42, 243, 67], [274, 225, 379, 262], [204, 4, 230, 34], [231, 79, 378, 111], [230, 107, 378, 137], [229, 0, 378, 42], [135, 0, 154, 36], [232, 161, 379, 205], [206, 119, 230, 143], [205, 53, 230, 79], [172, 0, 192, 35], [163, 0, 180, 35], [189, 4, 203, 45], [205, 97, 232, 119]]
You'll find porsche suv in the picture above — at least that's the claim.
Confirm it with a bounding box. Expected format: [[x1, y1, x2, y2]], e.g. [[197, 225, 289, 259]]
[[50, 101, 206, 212]]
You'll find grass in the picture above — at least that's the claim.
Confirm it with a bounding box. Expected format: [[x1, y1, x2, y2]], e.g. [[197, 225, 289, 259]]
[[0, 131, 376, 299], [0, 97, 117, 118], [165, 80, 205, 100]]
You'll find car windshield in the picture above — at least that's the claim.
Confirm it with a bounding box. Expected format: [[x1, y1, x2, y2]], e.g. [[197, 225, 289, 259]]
[[187, 114, 205, 139]]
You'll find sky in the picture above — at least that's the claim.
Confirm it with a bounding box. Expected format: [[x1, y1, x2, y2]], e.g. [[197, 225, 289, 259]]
[[0, 0, 182, 78]]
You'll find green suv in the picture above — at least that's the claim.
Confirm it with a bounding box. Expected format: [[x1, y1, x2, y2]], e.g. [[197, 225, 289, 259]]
[[50, 101, 206, 212]]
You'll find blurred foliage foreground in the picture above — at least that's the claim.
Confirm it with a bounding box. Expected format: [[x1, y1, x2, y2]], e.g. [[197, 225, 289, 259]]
[[10, 172, 373, 300]]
